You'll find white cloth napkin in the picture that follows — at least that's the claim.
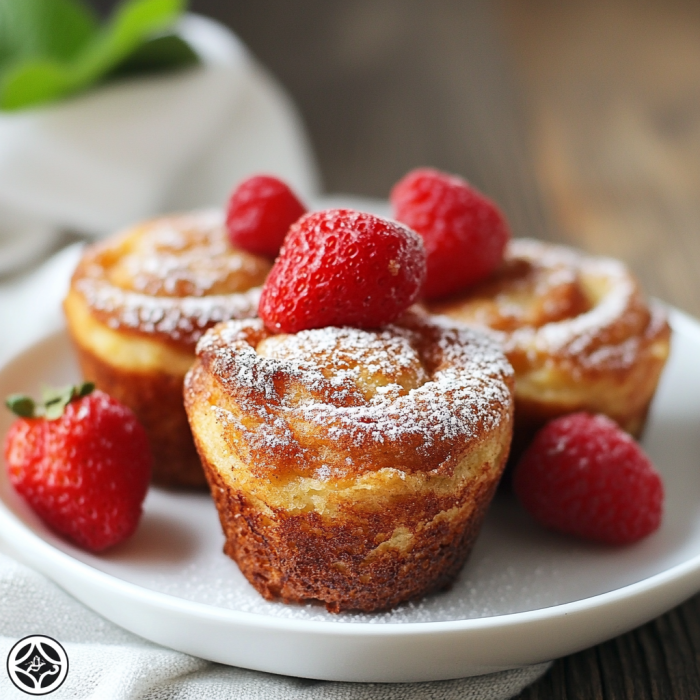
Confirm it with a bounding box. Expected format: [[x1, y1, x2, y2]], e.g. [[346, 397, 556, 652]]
[[0, 250, 552, 697], [0, 13, 320, 269]]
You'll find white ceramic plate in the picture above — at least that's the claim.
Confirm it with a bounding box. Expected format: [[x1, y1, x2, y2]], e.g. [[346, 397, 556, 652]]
[[1, 312, 699, 682]]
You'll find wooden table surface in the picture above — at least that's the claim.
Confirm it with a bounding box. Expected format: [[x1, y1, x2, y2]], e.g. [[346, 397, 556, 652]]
[[105, 0, 700, 694]]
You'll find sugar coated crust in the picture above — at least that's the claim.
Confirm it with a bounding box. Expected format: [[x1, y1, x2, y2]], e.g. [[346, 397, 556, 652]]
[[184, 312, 514, 611], [64, 211, 271, 487], [429, 238, 671, 458]]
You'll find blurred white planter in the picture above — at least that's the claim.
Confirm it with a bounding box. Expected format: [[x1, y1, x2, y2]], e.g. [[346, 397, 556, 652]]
[[0, 14, 320, 269]]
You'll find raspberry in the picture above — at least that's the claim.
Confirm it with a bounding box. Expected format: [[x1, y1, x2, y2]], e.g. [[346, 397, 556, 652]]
[[513, 413, 663, 545], [4, 385, 152, 552], [390, 168, 510, 299], [259, 209, 426, 333], [226, 175, 307, 258]]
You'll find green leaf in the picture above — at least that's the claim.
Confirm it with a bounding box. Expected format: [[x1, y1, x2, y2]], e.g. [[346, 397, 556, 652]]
[[42, 384, 69, 402], [0, 0, 192, 111], [5, 393, 36, 418], [44, 399, 68, 420], [0, 0, 97, 68], [40, 382, 94, 419], [76, 381, 95, 398], [42, 383, 75, 407], [68, 0, 187, 85], [0, 61, 70, 109], [110, 33, 198, 77], [5, 382, 95, 420]]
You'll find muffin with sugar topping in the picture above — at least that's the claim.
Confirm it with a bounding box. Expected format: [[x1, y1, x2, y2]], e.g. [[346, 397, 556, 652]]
[[64, 210, 271, 488], [185, 313, 514, 611], [428, 238, 671, 460], [184, 208, 514, 611]]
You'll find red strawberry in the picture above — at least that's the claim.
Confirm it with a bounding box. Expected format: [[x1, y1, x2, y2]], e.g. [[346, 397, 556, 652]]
[[4, 384, 152, 552], [226, 175, 306, 258], [259, 209, 426, 333], [513, 413, 663, 545], [390, 167, 510, 299]]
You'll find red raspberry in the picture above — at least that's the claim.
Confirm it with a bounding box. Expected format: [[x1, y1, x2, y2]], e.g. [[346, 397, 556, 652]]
[[226, 175, 306, 258], [4, 385, 152, 552], [513, 413, 663, 545], [390, 168, 510, 299], [259, 209, 426, 333]]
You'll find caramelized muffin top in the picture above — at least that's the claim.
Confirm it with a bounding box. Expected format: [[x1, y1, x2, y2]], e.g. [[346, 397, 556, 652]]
[[186, 312, 514, 479], [429, 238, 670, 379], [71, 211, 272, 351]]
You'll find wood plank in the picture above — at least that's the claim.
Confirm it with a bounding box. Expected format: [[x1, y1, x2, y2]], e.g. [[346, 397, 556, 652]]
[[503, 0, 700, 316], [191, 0, 553, 240]]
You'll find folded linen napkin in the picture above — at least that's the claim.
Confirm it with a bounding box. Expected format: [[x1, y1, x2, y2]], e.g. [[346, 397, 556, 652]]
[[0, 13, 319, 270]]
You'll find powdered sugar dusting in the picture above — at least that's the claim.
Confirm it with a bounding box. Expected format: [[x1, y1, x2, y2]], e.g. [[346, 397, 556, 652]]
[[78, 279, 262, 346], [258, 326, 429, 400], [196, 315, 514, 472], [524, 253, 633, 352], [73, 211, 271, 348], [444, 238, 665, 374], [117, 213, 266, 297]]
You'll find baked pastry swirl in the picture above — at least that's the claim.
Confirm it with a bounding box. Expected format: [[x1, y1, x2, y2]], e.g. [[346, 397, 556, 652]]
[[184, 312, 514, 612], [428, 238, 671, 458], [64, 211, 272, 488]]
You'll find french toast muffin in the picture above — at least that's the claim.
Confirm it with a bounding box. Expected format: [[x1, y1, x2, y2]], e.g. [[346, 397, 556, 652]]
[[428, 238, 671, 459], [64, 210, 272, 488], [184, 312, 514, 612]]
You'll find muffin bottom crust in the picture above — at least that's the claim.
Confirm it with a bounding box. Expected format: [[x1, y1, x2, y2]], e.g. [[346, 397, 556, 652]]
[[198, 437, 511, 613]]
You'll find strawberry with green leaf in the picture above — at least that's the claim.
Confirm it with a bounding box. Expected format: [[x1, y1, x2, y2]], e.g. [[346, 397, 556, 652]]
[[4, 382, 152, 551]]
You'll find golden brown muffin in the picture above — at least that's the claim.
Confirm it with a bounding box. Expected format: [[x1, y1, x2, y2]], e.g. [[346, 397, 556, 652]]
[[64, 211, 272, 488], [184, 312, 514, 612], [428, 238, 671, 460]]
